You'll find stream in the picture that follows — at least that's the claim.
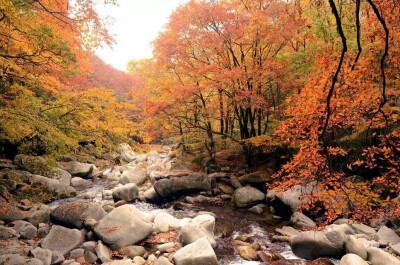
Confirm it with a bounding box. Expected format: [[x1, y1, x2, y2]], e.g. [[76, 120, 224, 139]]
[[47, 177, 339, 265]]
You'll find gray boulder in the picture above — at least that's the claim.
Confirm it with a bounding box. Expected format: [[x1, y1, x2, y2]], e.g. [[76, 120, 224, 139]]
[[119, 168, 147, 185], [40, 225, 82, 256], [30, 175, 76, 197], [267, 184, 315, 218], [62, 161, 95, 178], [94, 205, 153, 250], [154, 212, 180, 233], [118, 246, 146, 258], [117, 143, 136, 162], [0, 227, 17, 240], [340, 254, 369, 265], [70, 177, 90, 187], [376, 226, 400, 245], [345, 235, 367, 260], [367, 247, 400, 265], [232, 186, 265, 208], [46, 168, 71, 186], [0, 203, 24, 223], [14, 220, 37, 239], [31, 247, 52, 265], [0, 254, 43, 265], [352, 223, 376, 235], [179, 214, 216, 247], [290, 230, 345, 259], [112, 183, 139, 202], [96, 241, 110, 263], [50, 202, 106, 229], [26, 208, 51, 227], [290, 212, 316, 229], [154, 173, 212, 199], [173, 237, 218, 265]]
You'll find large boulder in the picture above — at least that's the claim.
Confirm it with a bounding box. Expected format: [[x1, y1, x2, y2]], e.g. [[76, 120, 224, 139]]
[[0, 203, 24, 223], [154, 173, 212, 199], [290, 212, 316, 229], [0, 254, 43, 265], [238, 170, 273, 185], [345, 235, 367, 260], [290, 230, 345, 259], [14, 154, 51, 175], [30, 175, 76, 197], [25, 208, 51, 227], [50, 202, 106, 229], [351, 223, 376, 235], [41, 225, 82, 256], [154, 212, 180, 233], [375, 226, 400, 245], [117, 143, 136, 162], [267, 184, 315, 218], [112, 183, 139, 202], [173, 237, 218, 265], [179, 214, 216, 247], [340, 254, 369, 265], [45, 168, 71, 186], [232, 186, 265, 208], [367, 247, 400, 265], [62, 161, 95, 178], [13, 220, 37, 239], [119, 168, 147, 185], [94, 205, 153, 250]]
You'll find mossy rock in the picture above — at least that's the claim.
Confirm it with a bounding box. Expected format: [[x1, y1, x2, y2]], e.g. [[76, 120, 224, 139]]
[[238, 170, 274, 185], [14, 154, 54, 175]]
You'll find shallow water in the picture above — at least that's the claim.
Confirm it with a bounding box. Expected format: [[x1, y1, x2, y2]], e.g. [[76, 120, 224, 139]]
[[48, 177, 339, 265]]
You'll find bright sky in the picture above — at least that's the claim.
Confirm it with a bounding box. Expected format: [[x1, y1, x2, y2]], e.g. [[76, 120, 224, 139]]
[[95, 0, 189, 72]]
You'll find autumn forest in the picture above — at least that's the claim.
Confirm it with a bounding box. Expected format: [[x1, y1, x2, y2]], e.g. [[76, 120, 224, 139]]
[[1, 0, 400, 264]]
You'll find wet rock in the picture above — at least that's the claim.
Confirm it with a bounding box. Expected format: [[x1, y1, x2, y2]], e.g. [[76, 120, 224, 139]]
[[41, 225, 82, 256], [232, 186, 265, 208], [119, 245, 146, 258], [62, 161, 95, 178], [179, 214, 216, 247], [217, 182, 235, 195], [352, 223, 376, 235], [50, 202, 106, 229], [70, 177, 90, 187], [173, 237, 218, 265], [154, 256, 173, 265], [144, 187, 158, 201], [96, 240, 110, 263], [0, 226, 17, 239], [14, 220, 37, 239], [154, 212, 180, 233], [290, 212, 316, 229], [30, 175, 76, 197], [119, 168, 147, 185], [0, 202, 24, 223], [248, 204, 265, 214], [367, 247, 400, 265], [345, 235, 367, 260], [31, 247, 52, 265], [238, 245, 258, 260], [94, 205, 153, 250], [112, 183, 139, 202], [340, 253, 368, 265], [290, 230, 345, 259], [375, 226, 400, 245], [154, 173, 212, 199]]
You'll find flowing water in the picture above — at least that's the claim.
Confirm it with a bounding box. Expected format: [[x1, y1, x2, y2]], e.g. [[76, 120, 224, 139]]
[[48, 177, 339, 265]]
